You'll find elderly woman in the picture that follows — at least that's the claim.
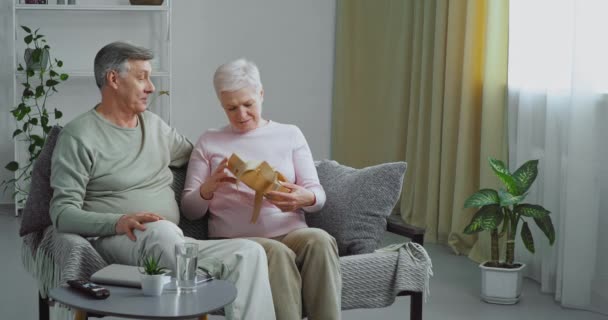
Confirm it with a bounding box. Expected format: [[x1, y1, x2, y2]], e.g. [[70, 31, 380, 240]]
[[181, 59, 341, 320]]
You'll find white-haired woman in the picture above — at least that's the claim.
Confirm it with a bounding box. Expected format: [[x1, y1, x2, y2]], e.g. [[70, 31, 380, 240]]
[[181, 59, 341, 320]]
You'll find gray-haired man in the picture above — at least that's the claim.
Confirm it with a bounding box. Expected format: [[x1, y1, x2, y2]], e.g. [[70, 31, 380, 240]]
[[49, 41, 276, 320]]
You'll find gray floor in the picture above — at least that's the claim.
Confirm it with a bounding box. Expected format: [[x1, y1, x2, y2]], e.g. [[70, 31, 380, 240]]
[[1, 205, 606, 320]]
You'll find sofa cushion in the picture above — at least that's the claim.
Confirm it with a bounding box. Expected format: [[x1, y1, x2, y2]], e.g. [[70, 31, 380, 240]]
[[306, 160, 407, 256], [171, 166, 209, 239], [19, 126, 62, 236]]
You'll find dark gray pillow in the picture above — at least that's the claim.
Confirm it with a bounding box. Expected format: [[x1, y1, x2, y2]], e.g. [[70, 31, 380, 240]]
[[19, 126, 62, 236], [306, 160, 407, 256], [172, 166, 209, 240]]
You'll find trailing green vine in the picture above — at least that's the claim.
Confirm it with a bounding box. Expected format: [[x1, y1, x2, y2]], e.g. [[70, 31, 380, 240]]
[[1, 26, 68, 204]]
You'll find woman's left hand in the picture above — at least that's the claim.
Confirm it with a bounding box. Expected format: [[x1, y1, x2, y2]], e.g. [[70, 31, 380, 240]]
[[265, 182, 316, 212]]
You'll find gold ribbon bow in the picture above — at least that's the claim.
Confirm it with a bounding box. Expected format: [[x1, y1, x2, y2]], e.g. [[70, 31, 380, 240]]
[[226, 153, 291, 223]]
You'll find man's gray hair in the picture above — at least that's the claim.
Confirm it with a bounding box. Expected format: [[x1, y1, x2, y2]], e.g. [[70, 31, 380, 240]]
[[213, 58, 262, 97], [94, 41, 154, 89]]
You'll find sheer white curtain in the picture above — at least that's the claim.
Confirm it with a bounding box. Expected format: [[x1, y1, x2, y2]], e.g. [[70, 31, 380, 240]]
[[508, 0, 608, 314]]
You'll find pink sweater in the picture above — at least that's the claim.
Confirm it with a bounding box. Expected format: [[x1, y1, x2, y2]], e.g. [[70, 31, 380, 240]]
[[181, 121, 326, 238]]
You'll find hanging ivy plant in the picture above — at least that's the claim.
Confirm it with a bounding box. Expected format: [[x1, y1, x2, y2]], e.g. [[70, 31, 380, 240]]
[[1, 26, 69, 204]]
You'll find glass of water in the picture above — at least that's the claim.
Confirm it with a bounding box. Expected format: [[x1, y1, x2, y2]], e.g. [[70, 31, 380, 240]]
[[175, 242, 198, 293]]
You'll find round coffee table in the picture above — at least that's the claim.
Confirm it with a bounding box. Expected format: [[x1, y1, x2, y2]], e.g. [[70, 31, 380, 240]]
[[49, 279, 237, 320]]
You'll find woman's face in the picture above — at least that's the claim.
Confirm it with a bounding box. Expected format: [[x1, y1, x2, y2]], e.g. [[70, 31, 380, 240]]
[[219, 86, 264, 133]]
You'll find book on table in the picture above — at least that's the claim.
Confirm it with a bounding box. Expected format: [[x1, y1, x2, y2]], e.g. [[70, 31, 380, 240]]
[[90, 264, 213, 289]]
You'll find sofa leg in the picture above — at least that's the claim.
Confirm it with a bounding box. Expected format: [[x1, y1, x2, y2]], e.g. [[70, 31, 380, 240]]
[[410, 292, 422, 320], [39, 292, 50, 320], [74, 310, 88, 320]]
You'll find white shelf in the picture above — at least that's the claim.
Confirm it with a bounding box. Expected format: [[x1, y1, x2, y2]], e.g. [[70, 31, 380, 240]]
[[11, 0, 173, 216], [16, 71, 170, 78], [15, 4, 168, 11]]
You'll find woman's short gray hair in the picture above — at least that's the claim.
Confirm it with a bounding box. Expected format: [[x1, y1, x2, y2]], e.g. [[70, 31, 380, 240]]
[[213, 58, 262, 97], [94, 41, 154, 89]]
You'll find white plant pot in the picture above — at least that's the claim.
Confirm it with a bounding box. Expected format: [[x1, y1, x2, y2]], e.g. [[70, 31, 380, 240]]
[[480, 262, 526, 304], [140, 274, 166, 296], [24, 48, 50, 71]]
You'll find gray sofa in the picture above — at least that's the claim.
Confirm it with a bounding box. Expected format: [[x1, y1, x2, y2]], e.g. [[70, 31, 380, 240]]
[[20, 126, 431, 320]]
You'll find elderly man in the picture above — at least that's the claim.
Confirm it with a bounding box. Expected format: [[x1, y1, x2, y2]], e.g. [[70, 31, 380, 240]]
[[49, 41, 276, 320]]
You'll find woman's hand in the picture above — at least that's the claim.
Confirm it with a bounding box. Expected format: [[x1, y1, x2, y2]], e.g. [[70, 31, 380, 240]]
[[199, 158, 237, 200], [265, 182, 316, 212]]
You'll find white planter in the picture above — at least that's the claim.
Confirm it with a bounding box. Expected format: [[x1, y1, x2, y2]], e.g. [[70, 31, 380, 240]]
[[140, 274, 166, 296], [24, 48, 50, 71], [480, 262, 526, 304]]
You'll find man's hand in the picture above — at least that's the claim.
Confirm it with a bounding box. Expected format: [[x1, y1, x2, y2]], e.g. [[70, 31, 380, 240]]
[[200, 158, 238, 200], [265, 182, 315, 212], [115, 212, 164, 241]]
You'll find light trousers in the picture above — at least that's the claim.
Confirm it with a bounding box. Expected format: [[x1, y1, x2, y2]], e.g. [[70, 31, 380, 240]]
[[250, 227, 342, 320], [91, 220, 276, 320]]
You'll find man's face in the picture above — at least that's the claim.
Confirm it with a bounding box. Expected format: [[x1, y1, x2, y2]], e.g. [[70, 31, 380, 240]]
[[219, 86, 264, 133], [115, 59, 155, 114]]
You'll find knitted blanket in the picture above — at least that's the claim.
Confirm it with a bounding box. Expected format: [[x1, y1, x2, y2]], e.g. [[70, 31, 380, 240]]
[[22, 228, 432, 310], [21, 227, 107, 299]]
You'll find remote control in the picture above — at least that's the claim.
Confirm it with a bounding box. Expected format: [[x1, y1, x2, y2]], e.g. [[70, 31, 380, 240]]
[[67, 280, 110, 300]]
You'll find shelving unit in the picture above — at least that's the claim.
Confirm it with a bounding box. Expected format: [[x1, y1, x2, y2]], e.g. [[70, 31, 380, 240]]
[[11, 0, 172, 215], [16, 71, 170, 77], [15, 4, 169, 11]]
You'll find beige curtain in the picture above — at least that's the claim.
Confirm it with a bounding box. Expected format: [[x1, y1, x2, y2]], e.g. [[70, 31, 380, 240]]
[[332, 0, 509, 261]]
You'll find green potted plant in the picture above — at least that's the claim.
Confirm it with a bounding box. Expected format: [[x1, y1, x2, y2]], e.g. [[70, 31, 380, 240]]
[[1, 26, 68, 205], [138, 249, 169, 296], [463, 157, 555, 304]]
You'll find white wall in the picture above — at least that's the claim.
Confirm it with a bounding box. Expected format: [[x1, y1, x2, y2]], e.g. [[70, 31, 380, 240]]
[[171, 0, 334, 157], [0, 0, 15, 204], [0, 0, 336, 204]]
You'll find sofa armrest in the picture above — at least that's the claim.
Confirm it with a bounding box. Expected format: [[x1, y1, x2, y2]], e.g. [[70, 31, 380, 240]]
[[386, 213, 425, 245], [50, 231, 108, 280], [22, 227, 108, 297]]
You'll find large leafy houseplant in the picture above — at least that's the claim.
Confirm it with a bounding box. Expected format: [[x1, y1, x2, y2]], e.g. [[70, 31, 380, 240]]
[[1, 26, 68, 204], [463, 158, 555, 268]]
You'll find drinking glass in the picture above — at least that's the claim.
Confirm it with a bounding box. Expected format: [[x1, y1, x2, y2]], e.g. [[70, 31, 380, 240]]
[[175, 242, 198, 293]]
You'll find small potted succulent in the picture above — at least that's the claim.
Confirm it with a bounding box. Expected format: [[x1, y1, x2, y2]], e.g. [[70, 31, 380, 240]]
[[463, 157, 555, 304], [138, 250, 168, 296]]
